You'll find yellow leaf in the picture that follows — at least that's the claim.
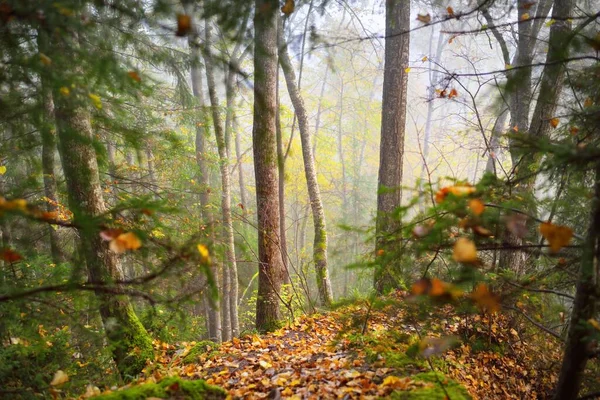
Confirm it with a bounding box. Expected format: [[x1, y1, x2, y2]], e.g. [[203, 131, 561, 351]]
[[60, 87, 70, 96], [404, 67, 411, 73], [589, 319, 600, 331], [197, 244, 210, 264], [453, 238, 478, 263], [0, 166, 6, 175], [382, 375, 409, 389], [50, 370, 69, 386], [469, 199, 485, 216], [416, 14, 431, 24], [521, 13, 530, 20], [259, 359, 272, 369], [281, 0, 295, 15], [422, 56, 428, 62], [550, 117, 559, 128], [545, 19, 556, 27], [539, 222, 573, 253], [88, 93, 102, 109], [40, 53, 52, 66]]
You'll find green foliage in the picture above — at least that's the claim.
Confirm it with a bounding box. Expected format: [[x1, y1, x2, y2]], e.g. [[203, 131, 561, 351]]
[[91, 376, 226, 400], [391, 372, 471, 399]]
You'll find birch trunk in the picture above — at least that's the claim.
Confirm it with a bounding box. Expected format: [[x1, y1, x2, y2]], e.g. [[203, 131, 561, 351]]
[[278, 16, 333, 306]]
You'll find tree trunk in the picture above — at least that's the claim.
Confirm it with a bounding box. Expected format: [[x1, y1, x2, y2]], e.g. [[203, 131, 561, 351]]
[[485, 108, 509, 175], [553, 164, 600, 399], [312, 64, 329, 157], [53, 70, 152, 379], [204, 21, 238, 341], [278, 16, 333, 307], [253, 0, 285, 332], [276, 64, 290, 285], [374, 0, 410, 294], [233, 110, 248, 211], [37, 31, 64, 265], [185, 2, 222, 342]]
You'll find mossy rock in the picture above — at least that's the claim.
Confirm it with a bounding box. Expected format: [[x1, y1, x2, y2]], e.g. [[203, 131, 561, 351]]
[[182, 341, 218, 364], [391, 372, 471, 400], [92, 376, 226, 399]]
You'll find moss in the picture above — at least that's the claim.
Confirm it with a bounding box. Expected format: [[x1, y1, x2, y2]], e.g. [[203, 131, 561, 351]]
[[391, 372, 471, 400], [106, 304, 154, 379], [182, 341, 218, 364], [92, 376, 226, 400]]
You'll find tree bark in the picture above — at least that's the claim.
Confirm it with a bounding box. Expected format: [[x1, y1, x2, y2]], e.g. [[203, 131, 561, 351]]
[[204, 21, 239, 340], [37, 30, 64, 265], [278, 15, 333, 307], [233, 110, 248, 211], [374, 0, 410, 293], [52, 63, 152, 378], [275, 69, 291, 285], [185, 1, 222, 343], [253, 0, 285, 332]]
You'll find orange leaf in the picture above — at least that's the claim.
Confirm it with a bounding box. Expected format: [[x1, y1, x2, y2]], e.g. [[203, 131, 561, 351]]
[[128, 71, 141, 82], [570, 126, 579, 135], [110, 232, 142, 253], [448, 88, 458, 99], [453, 238, 478, 263], [471, 284, 500, 313], [539, 222, 573, 252], [436, 184, 476, 203], [416, 14, 431, 24], [1, 248, 22, 263], [468, 199, 485, 216], [281, 0, 295, 15], [550, 117, 560, 128], [446, 6, 454, 16], [176, 14, 191, 37], [100, 228, 124, 241]]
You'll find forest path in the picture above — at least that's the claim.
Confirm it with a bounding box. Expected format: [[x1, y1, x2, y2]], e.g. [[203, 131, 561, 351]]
[[147, 293, 561, 400], [170, 307, 435, 399]]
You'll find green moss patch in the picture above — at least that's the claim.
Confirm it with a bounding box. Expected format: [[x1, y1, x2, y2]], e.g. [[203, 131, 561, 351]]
[[92, 376, 226, 400], [182, 341, 219, 364], [391, 372, 471, 400]]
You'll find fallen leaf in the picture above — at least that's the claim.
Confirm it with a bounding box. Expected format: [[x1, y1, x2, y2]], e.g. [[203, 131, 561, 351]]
[[50, 370, 69, 386]]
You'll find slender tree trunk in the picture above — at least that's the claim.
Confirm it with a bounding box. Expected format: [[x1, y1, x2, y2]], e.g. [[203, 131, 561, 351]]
[[185, 1, 222, 342], [204, 21, 238, 341], [374, 0, 410, 293], [233, 110, 248, 211], [52, 69, 152, 379], [485, 108, 509, 175], [278, 16, 333, 306], [275, 60, 291, 286], [37, 31, 64, 265], [553, 164, 600, 399], [253, 0, 285, 332]]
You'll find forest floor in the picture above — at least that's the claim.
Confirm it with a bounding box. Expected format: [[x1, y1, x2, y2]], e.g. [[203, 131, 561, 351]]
[[93, 292, 564, 400]]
